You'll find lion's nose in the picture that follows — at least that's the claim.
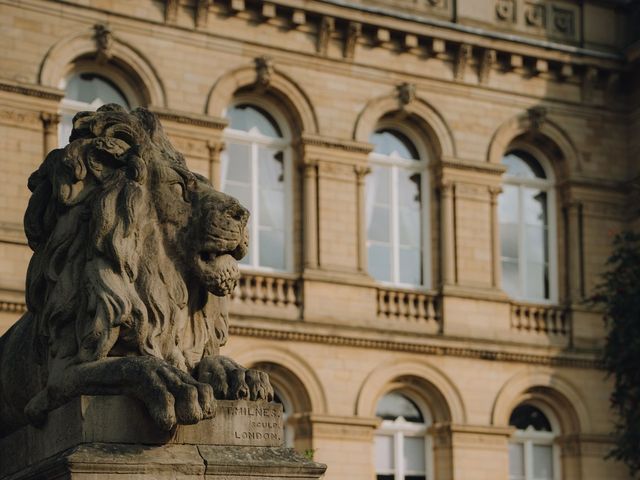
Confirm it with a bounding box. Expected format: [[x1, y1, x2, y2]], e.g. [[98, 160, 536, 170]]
[[228, 201, 249, 225]]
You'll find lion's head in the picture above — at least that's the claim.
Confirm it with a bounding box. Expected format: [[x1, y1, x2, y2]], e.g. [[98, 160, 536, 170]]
[[24, 104, 249, 371]]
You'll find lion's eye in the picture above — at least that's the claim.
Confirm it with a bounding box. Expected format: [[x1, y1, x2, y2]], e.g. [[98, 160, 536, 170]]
[[171, 182, 188, 202]]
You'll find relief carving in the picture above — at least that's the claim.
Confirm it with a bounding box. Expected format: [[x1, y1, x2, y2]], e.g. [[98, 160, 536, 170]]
[[495, 0, 516, 22], [524, 3, 546, 29], [552, 7, 574, 36], [317, 16, 335, 56], [93, 22, 113, 63]]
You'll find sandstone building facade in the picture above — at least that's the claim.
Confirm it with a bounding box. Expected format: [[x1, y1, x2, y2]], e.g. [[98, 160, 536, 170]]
[[0, 0, 639, 479]]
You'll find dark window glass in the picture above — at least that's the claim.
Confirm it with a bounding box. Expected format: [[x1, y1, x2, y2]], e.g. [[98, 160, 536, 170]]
[[228, 104, 282, 138], [371, 129, 419, 160], [376, 392, 424, 423], [509, 404, 552, 432], [65, 73, 129, 107], [503, 150, 546, 179]]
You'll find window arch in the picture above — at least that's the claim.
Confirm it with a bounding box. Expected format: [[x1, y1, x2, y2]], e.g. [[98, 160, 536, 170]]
[[366, 125, 430, 287], [59, 64, 138, 147], [222, 101, 293, 272], [509, 402, 560, 480], [499, 148, 557, 302], [374, 390, 432, 480]]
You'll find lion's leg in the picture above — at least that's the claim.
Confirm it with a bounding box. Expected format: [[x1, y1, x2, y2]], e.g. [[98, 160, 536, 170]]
[[25, 356, 215, 431], [196, 356, 274, 402]]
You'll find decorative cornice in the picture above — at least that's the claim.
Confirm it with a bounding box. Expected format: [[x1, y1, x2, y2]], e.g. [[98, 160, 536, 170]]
[[299, 133, 372, 154], [0, 80, 63, 101], [440, 157, 507, 175], [150, 108, 227, 130], [229, 325, 602, 370]]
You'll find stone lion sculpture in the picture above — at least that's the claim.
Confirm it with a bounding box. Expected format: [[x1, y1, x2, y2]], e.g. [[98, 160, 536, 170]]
[[0, 104, 273, 437]]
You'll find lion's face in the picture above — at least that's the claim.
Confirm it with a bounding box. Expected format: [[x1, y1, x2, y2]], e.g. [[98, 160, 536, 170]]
[[149, 162, 249, 297]]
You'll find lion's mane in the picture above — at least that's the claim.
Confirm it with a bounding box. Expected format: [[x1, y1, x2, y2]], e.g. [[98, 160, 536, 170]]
[[23, 105, 227, 371]]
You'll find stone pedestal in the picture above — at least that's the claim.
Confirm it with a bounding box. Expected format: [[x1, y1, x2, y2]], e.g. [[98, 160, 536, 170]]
[[0, 396, 326, 479]]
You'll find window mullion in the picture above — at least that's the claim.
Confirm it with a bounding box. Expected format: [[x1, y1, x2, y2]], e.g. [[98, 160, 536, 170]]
[[395, 430, 403, 480], [524, 440, 532, 480], [251, 141, 259, 268], [518, 185, 526, 298], [391, 166, 400, 284]]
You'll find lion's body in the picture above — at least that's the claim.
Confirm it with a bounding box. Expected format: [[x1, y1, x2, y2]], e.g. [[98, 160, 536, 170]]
[[0, 105, 270, 438]]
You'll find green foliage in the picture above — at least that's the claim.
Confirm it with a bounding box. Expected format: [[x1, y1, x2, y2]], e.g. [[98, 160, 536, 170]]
[[302, 448, 316, 460], [591, 231, 640, 476]]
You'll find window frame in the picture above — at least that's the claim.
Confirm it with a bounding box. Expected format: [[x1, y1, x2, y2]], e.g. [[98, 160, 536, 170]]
[[367, 122, 431, 289], [374, 390, 435, 480], [508, 401, 561, 480], [222, 97, 294, 273], [500, 143, 558, 304]]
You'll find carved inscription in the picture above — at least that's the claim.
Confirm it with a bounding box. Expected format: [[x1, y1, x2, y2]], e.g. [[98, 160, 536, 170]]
[[219, 402, 283, 446]]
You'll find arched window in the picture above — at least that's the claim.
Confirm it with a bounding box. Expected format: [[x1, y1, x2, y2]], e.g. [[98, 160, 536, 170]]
[[374, 391, 432, 480], [499, 150, 556, 302], [273, 387, 295, 448], [366, 128, 429, 287], [222, 103, 292, 271], [509, 403, 560, 480], [59, 72, 131, 146]]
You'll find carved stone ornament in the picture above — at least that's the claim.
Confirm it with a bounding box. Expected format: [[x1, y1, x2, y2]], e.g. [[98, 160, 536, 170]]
[[495, 0, 515, 22], [317, 16, 335, 56], [455, 44, 472, 81], [552, 7, 574, 36], [255, 55, 274, 88], [527, 106, 547, 130], [343, 21, 361, 59], [524, 3, 546, 29], [0, 105, 273, 438], [397, 82, 416, 108], [94, 22, 113, 63]]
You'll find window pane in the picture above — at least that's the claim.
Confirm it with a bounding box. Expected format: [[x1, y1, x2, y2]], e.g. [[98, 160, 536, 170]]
[[368, 244, 391, 282], [525, 225, 547, 264], [370, 167, 390, 204], [508, 443, 525, 479], [259, 189, 284, 230], [224, 184, 251, 215], [532, 444, 553, 479], [368, 206, 391, 243], [525, 261, 548, 300], [405, 477, 427, 480], [500, 223, 518, 260], [258, 147, 284, 189], [374, 435, 395, 472], [259, 229, 284, 269], [375, 392, 424, 423], [502, 259, 519, 298], [503, 151, 546, 179], [370, 129, 419, 159], [499, 185, 519, 223], [404, 437, 426, 473], [59, 113, 74, 146], [509, 405, 553, 432], [65, 73, 129, 107], [399, 247, 421, 285], [398, 172, 421, 208], [224, 143, 251, 185], [227, 104, 282, 138], [376, 476, 394, 480], [524, 189, 547, 226], [399, 207, 420, 247]]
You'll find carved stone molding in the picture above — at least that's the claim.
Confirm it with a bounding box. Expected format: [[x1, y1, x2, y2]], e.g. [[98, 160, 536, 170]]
[[526, 106, 547, 131], [150, 108, 227, 130], [495, 0, 516, 22], [195, 0, 211, 27], [164, 0, 179, 23], [300, 133, 372, 155], [0, 80, 63, 101], [524, 2, 546, 29], [229, 325, 601, 369]]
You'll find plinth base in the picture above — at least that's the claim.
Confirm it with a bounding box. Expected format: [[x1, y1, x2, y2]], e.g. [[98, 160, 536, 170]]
[[0, 396, 326, 480]]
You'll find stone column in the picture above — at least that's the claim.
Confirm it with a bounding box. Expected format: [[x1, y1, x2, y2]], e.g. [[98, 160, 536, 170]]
[[40, 112, 60, 153], [566, 200, 584, 302], [489, 186, 502, 289], [441, 181, 456, 285], [302, 160, 319, 269], [207, 140, 225, 190], [354, 166, 371, 272]]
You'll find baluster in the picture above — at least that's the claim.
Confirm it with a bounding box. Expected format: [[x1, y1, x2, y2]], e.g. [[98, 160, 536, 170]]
[[426, 297, 436, 322], [417, 295, 427, 321], [274, 278, 285, 306]]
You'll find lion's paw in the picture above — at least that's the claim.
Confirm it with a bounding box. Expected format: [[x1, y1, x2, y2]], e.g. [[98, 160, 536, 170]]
[[196, 356, 274, 402]]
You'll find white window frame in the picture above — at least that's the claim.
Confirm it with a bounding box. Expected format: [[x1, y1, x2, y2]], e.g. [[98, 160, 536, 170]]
[[500, 144, 558, 304], [509, 402, 561, 480], [374, 391, 434, 480], [367, 123, 431, 289], [58, 63, 138, 148], [222, 98, 293, 273]]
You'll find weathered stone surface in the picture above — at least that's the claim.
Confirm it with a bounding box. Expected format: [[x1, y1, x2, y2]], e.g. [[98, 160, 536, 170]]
[[0, 396, 326, 480], [0, 105, 274, 438]]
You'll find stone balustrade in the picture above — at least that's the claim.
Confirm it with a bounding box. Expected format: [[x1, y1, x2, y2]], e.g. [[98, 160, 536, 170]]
[[229, 271, 301, 320], [376, 287, 440, 330], [510, 302, 571, 336]]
